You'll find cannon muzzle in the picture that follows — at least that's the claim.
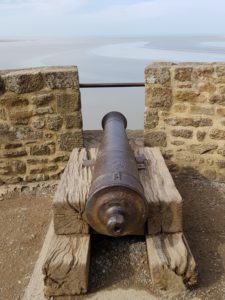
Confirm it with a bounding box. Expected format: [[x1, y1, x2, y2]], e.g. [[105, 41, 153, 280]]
[[84, 111, 148, 236]]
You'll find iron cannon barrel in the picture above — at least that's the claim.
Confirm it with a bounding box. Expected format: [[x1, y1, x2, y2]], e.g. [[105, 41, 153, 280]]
[[84, 111, 148, 237]]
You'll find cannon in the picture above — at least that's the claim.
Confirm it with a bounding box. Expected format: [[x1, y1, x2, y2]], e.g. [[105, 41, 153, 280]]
[[84, 111, 148, 236]]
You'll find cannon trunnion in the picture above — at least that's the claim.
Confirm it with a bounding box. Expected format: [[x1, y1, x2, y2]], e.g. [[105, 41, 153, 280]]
[[84, 111, 148, 236]]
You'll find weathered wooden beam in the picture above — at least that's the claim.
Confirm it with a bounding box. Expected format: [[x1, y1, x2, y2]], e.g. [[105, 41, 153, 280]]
[[42, 231, 91, 296], [53, 148, 97, 235], [136, 147, 182, 234], [145, 233, 197, 289]]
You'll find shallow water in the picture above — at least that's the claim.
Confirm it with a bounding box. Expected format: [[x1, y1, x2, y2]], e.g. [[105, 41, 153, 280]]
[[0, 36, 225, 129]]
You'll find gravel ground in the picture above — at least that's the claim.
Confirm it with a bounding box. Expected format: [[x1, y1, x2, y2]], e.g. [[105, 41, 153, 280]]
[[0, 130, 225, 300]]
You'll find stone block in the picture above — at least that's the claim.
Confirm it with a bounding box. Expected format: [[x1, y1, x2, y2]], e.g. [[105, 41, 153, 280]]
[[215, 65, 225, 76], [0, 122, 10, 134], [27, 158, 48, 165], [65, 112, 82, 129], [194, 65, 214, 79], [0, 76, 5, 95], [145, 86, 172, 109], [56, 92, 81, 114], [30, 165, 58, 175], [35, 106, 54, 115], [3, 71, 44, 94], [31, 93, 53, 106], [5, 143, 23, 149], [190, 105, 214, 115], [171, 129, 193, 139], [46, 115, 63, 131], [209, 93, 225, 105], [144, 131, 167, 147], [59, 131, 83, 151], [4, 149, 27, 158], [51, 155, 69, 163], [9, 110, 33, 125], [217, 108, 225, 117], [189, 144, 218, 154], [30, 144, 55, 156], [43, 67, 79, 89], [0, 123, 16, 141], [0, 93, 29, 107], [196, 131, 206, 141], [2, 176, 23, 184], [174, 67, 193, 81], [209, 129, 225, 140], [0, 108, 7, 120], [31, 116, 45, 129], [215, 66, 225, 83], [10, 160, 27, 174], [197, 82, 216, 93], [25, 174, 49, 182], [216, 160, 225, 169], [144, 109, 159, 129], [171, 140, 185, 146], [172, 104, 188, 113], [174, 89, 199, 102], [15, 127, 43, 140], [165, 116, 212, 127], [145, 66, 171, 85]]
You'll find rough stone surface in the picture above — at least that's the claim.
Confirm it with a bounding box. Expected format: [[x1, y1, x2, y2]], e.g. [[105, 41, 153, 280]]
[[59, 131, 83, 151], [171, 129, 193, 139], [196, 131, 206, 141], [144, 131, 167, 147], [46, 116, 63, 131], [65, 112, 82, 129], [0, 66, 83, 184], [145, 65, 171, 85], [145, 86, 172, 109], [174, 67, 193, 82], [3, 72, 44, 94], [144, 62, 225, 181], [144, 110, 159, 129], [30, 144, 55, 156], [165, 117, 212, 127], [209, 129, 225, 140], [56, 92, 81, 114], [189, 144, 218, 155], [190, 105, 214, 115], [31, 93, 53, 106]]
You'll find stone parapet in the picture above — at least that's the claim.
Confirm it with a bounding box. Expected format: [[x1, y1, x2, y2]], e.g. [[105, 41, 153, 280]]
[[144, 62, 225, 181], [0, 66, 83, 185]]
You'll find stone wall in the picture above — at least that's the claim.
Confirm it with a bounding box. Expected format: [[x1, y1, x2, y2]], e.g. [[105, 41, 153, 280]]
[[144, 62, 225, 181], [0, 66, 83, 185]]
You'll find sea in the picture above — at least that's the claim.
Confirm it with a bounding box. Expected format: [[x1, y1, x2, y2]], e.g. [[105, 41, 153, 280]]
[[1, 36, 225, 129]]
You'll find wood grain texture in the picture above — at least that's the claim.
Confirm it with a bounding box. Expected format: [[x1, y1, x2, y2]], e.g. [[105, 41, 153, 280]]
[[146, 233, 197, 290], [133, 147, 183, 234], [42, 232, 90, 296], [53, 148, 97, 234], [53, 146, 182, 235]]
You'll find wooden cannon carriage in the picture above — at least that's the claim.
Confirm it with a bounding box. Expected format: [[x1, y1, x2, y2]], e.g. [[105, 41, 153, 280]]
[[23, 113, 197, 299]]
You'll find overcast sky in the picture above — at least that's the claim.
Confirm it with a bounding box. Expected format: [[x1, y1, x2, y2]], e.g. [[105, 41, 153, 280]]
[[0, 0, 224, 37]]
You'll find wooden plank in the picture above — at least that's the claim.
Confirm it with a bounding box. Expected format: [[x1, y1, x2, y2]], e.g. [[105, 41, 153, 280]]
[[134, 146, 162, 234], [140, 147, 183, 234], [53, 148, 97, 234], [146, 233, 197, 290], [42, 232, 91, 296]]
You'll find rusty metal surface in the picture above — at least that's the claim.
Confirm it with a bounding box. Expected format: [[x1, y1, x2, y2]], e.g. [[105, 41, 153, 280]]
[[79, 82, 145, 88], [84, 111, 148, 237]]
